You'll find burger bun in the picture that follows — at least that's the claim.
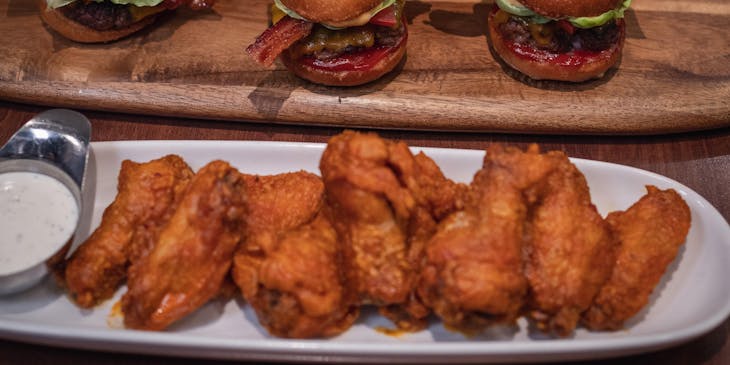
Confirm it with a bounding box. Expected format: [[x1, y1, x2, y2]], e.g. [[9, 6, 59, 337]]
[[38, 0, 160, 43], [281, 31, 407, 86], [279, 0, 384, 23], [488, 9, 625, 82]]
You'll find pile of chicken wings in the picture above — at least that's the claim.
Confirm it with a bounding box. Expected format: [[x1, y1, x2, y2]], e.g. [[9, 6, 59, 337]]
[[60, 131, 691, 338]]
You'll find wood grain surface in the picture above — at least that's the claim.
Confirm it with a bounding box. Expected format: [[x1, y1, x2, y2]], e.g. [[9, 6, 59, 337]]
[[0, 101, 729, 364], [0, 0, 728, 134]]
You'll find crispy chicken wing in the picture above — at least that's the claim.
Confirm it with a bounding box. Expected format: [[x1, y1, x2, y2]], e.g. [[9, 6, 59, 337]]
[[122, 160, 245, 330], [387, 150, 467, 330], [418, 144, 555, 333], [64, 155, 193, 308], [320, 131, 464, 330], [524, 151, 617, 336], [232, 172, 358, 338], [583, 186, 691, 330]]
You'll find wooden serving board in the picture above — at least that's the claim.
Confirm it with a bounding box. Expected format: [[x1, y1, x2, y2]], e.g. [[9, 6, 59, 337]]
[[0, 0, 728, 134]]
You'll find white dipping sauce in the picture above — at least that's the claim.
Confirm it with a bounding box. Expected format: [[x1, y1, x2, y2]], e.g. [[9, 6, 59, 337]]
[[0, 171, 79, 276]]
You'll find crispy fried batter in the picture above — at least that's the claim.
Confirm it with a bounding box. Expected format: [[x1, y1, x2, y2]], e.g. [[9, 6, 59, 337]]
[[418, 144, 555, 333], [232, 172, 358, 338], [583, 186, 691, 330], [524, 151, 617, 336], [61, 133, 694, 338], [64, 155, 193, 308], [122, 160, 245, 330], [320, 131, 464, 331]]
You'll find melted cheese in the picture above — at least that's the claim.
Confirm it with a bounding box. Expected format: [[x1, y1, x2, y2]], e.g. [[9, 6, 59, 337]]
[[322, 11, 378, 29], [128, 4, 166, 22], [290, 26, 375, 58], [528, 23, 553, 47], [271, 3, 286, 24]]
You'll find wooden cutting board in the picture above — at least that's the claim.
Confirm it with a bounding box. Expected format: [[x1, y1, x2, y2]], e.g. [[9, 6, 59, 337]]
[[0, 0, 728, 134]]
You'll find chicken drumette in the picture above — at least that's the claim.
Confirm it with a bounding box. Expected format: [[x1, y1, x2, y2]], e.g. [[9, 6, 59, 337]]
[[418, 144, 555, 333]]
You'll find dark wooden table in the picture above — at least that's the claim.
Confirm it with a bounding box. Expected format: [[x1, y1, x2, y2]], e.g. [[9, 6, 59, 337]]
[[0, 101, 728, 365]]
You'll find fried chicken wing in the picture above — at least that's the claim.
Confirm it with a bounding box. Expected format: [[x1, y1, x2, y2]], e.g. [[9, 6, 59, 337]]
[[320, 131, 464, 330], [232, 172, 358, 338], [64, 155, 193, 308], [524, 152, 617, 336], [122, 160, 245, 330], [381, 150, 467, 330], [583, 186, 691, 330], [418, 144, 555, 333]]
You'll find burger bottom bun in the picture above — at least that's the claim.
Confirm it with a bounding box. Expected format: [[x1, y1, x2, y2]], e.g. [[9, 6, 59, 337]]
[[38, 0, 161, 43], [280, 35, 407, 86], [488, 11, 626, 83]]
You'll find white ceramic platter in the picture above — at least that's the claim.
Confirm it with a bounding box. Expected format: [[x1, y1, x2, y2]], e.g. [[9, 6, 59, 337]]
[[1, 141, 729, 363]]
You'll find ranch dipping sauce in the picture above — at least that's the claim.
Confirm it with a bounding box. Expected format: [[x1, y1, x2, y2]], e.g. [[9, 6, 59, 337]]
[[0, 171, 79, 276]]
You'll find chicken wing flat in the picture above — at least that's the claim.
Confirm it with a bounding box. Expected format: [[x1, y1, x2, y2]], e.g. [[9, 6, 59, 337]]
[[583, 186, 691, 330], [232, 172, 358, 338], [524, 151, 617, 336], [320, 131, 464, 331], [64, 155, 193, 308], [418, 144, 555, 333], [122, 160, 245, 330]]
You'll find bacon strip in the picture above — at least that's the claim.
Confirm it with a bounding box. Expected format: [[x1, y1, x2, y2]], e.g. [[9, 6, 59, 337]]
[[246, 16, 313, 66]]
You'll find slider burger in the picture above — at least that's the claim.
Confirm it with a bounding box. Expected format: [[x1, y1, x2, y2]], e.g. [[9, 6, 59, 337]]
[[247, 0, 407, 86], [488, 0, 631, 82], [39, 0, 215, 43]]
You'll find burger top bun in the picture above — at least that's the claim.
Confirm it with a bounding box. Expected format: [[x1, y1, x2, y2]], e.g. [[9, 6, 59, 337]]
[[38, 0, 159, 43], [279, 0, 384, 23], [518, 0, 623, 18]]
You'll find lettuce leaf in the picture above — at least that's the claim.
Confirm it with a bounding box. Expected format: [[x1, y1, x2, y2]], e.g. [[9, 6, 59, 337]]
[[45, 0, 76, 8], [495, 0, 533, 17], [495, 0, 632, 28], [570, 0, 632, 28], [46, 0, 164, 9]]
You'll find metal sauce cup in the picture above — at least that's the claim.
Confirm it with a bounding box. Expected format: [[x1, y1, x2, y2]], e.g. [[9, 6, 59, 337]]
[[0, 109, 90, 295]]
